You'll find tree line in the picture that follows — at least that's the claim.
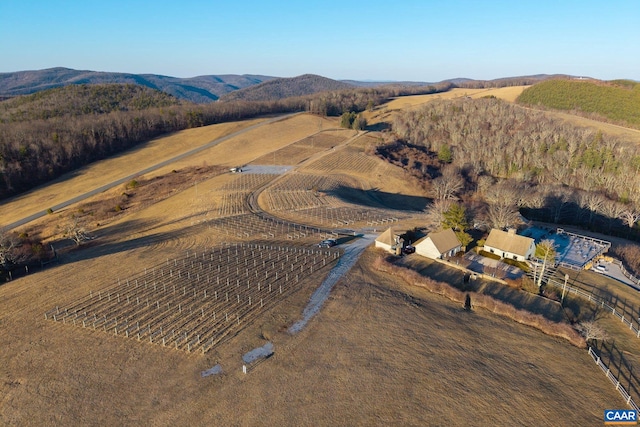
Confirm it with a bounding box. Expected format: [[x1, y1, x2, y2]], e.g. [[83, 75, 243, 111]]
[[0, 84, 182, 123]]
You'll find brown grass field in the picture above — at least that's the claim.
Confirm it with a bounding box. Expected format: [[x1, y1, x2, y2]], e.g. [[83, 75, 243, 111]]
[[0, 103, 634, 425], [0, 246, 625, 426]]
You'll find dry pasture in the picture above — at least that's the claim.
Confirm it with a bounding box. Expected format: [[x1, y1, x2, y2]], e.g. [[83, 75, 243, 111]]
[[0, 245, 624, 426], [0, 109, 630, 426], [363, 86, 529, 127]]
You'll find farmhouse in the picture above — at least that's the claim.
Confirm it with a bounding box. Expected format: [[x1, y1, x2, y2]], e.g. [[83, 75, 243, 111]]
[[375, 227, 405, 254], [484, 228, 535, 262], [414, 228, 462, 260]]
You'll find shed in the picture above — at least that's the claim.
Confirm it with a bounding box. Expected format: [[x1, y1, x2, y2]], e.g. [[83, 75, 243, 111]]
[[375, 227, 404, 254]]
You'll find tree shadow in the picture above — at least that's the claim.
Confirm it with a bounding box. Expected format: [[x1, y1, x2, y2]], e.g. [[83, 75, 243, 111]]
[[53, 218, 187, 265], [365, 122, 390, 132], [326, 184, 430, 211]]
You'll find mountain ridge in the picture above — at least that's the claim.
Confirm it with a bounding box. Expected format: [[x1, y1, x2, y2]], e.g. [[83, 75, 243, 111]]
[[0, 67, 276, 103]]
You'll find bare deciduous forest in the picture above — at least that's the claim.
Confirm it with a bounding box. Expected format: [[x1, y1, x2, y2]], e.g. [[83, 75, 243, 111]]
[[389, 97, 640, 272]]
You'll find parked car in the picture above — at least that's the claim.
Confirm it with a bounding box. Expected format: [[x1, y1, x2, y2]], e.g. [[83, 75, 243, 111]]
[[403, 245, 415, 254], [318, 239, 337, 248]]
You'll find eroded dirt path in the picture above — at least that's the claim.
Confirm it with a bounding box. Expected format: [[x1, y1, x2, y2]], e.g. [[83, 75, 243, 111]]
[[288, 233, 376, 334]]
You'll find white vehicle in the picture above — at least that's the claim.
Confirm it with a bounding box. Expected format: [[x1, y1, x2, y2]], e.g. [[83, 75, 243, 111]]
[[595, 264, 607, 272]]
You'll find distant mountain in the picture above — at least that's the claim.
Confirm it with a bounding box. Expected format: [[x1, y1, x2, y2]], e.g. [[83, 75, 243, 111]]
[[220, 74, 355, 101], [0, 67, 276, 103], [0, 84, 183, 122]]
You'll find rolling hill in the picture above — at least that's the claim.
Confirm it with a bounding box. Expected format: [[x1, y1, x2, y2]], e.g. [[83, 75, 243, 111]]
[[0, 67, 276, 103], [517, 78, 640, 128], [0, 84, 183, 122], [219, 74, 356, 101]]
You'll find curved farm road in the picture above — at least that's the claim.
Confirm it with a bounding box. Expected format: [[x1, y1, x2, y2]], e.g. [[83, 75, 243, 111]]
[[2, 113, 298, 231]]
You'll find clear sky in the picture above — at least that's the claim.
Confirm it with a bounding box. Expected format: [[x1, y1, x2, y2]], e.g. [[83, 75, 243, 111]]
[[1, 0, 638, 81]]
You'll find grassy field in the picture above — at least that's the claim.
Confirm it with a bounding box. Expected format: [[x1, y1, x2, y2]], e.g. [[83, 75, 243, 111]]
[[363, 86, 529, 127], [0, 107, 633, 425]]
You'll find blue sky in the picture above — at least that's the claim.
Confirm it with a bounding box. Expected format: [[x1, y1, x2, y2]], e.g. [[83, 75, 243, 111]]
[[1, 0, 638, 81]]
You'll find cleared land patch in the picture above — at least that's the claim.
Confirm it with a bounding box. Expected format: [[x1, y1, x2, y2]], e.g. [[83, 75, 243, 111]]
[[363, 86, 529, 127]]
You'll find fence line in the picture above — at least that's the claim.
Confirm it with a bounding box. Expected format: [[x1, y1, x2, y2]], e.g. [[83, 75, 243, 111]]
[[545, 276, 640, 339], [588, 347, 639, 410]]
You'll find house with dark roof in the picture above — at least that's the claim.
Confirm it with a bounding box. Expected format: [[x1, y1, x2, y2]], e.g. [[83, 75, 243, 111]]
[[414, 228, 462, 260], [484, 228, 535, 262]]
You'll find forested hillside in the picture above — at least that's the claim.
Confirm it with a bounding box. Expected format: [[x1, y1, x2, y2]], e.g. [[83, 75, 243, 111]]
[[517, 79, 640, 128], [390, 98, 640, 242], [0, 84, 181, 122], [220, 74, 355, 101]]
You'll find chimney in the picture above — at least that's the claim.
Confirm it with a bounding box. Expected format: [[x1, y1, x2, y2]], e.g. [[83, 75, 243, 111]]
[[507, 228, 516, 235]]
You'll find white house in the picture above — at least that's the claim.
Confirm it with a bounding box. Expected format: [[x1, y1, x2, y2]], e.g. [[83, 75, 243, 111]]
[[414, 228, 462, 260], [484, 228, 535, 262], [375, 227, 404, 254]]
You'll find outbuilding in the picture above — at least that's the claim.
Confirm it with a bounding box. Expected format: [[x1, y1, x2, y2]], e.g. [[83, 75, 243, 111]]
[[375, 227, 405, 255]]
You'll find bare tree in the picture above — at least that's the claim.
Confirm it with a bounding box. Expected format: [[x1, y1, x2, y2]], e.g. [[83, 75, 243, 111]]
[[576, 320, 609, 344], [620, 205, 640, 228], [484, 180, 520, 208], [598, 199, 626, 232], [424, 199, 452, 231], [485, 203, 522, 230], [430, 165, 464, 201], [64, 216, 90, 246], [0, 229, 19, 268], [535, 239, 557, 287], [577, 191, 606, 226]]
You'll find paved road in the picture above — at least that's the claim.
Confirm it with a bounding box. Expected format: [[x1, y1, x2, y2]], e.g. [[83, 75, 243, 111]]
[[592, 259, 638, 288], [2, 113, 298, 231]]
